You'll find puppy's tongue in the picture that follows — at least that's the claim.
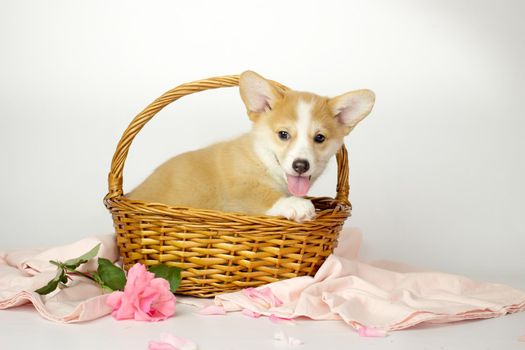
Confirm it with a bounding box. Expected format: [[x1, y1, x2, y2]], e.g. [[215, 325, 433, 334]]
[[286, 175, 311, 197]]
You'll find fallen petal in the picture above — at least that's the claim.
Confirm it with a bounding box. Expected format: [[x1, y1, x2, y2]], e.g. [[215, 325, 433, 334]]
[[269, 314, 295, 325], [274, 331, 303, 347], [148, 341, 177, 350], [357, 326, 388, 338], [148, 333, 198, 350], [274, 331, 285, 341], [288, 337, 303, 346], [242, 308, 261, 318], [198, 305, 226, 315]]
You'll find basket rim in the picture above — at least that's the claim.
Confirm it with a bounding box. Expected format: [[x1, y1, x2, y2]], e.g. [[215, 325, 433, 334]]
[[104, 193, 351, 228]]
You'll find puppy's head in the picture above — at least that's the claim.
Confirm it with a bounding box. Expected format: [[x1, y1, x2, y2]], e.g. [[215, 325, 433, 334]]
[[239, 71, 375, 197]]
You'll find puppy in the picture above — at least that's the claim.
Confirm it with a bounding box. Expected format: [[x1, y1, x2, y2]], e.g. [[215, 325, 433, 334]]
[[128, 71, 375, 222]]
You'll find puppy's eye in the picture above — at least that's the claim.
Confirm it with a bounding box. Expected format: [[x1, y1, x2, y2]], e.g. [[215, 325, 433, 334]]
[[314, 134, 326, 143], [278, 131, 290, 140]]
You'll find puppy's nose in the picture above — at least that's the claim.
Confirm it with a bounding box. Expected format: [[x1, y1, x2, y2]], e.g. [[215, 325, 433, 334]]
[[292, 159, 310, 174]]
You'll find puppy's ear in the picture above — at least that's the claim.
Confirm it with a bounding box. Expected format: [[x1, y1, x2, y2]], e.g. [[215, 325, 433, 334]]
[[329, 89, 375, 134], [239, 71, 283, 121]]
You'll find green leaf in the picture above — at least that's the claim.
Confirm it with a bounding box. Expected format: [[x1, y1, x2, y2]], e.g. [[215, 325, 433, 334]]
[[64, 243, 101, 270], [35, 268, 66, 295], [49, 260, 61, 267], [148, 264, 181, 293], [92, 272, 103, 285], [97, 258, 126, 291]]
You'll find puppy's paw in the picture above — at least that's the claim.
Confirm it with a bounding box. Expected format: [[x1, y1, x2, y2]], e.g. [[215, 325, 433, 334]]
[[266, 197, 316, 223]]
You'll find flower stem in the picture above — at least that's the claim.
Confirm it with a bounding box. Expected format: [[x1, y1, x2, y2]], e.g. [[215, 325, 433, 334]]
[[69, 270, 97, 283]]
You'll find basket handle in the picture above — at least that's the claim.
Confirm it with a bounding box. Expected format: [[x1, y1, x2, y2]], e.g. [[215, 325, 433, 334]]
[[106, 75, 350, 206]]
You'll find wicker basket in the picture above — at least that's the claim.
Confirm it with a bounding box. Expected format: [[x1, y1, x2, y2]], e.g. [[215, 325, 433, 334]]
[[104, 75, 352, 297]]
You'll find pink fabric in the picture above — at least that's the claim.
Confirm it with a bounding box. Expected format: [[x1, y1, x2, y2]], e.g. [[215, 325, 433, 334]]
[[0, 235, 118, 323], [242, 287, 283, 308], [215, 228, 525, 331]]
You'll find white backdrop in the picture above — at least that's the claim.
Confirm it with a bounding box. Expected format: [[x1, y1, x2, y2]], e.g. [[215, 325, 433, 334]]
[[1, 0, 523, 282]]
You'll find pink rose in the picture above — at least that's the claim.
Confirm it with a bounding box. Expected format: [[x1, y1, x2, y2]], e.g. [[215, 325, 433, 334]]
[[106, 263, 176, 321]]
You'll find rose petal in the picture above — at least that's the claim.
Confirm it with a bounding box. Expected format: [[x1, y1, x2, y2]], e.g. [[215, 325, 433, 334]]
[[150, 279, 177, 316], [149, 334, 198, 350], [269, 314, 295, 325], [106, 291, 123, 309], [274, 331, 303, 347], [125, 263, 155, 297], [148, 341, 178, 350], [198, 305, 226, 315], [357, 326, 388, 337], [138, 285, 161, 314], [161, 334, 198, 350], [106, 291, 136, 320], [242, 308, 261, 318]]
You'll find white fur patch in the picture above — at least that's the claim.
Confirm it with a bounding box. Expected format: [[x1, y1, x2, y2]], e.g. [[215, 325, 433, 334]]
[[283, 100, 314, 175], [251, 131, 288, 191], [266, 196, 316, 222]]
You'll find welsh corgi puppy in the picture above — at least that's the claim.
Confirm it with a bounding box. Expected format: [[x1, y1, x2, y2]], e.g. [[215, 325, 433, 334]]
[[128, 71, 375, 222]]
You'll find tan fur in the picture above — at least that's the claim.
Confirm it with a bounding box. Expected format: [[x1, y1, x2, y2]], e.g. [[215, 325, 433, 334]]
[[128, 71, 375, 220], [128, 134, 282, 214]]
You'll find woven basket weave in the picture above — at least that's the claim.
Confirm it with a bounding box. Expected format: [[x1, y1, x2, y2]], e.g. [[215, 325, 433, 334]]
[[104, 75, 352, 297]]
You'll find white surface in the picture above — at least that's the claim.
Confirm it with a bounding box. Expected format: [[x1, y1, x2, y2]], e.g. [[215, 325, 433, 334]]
[[1, 294, 525, 350], [0, 1, 524, 348]]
